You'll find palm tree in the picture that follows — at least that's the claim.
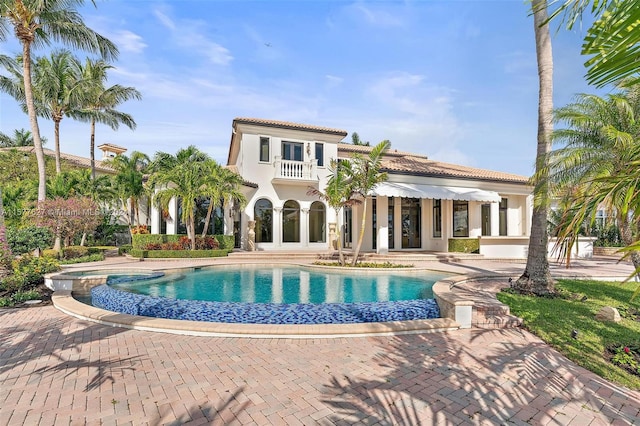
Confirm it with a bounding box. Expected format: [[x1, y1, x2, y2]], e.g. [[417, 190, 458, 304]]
[[0, 0, 118, 201], [200, 164, 246, 238], [105, 151, 149, 229], [351, 132, 370, 146], [548, 1, 640, 88], [580, 1, 640, 88], [31, 50, 83, 174], [550, 87, 640, 274], [70, 58, 141, 180], [150, 146, 211, 250], [512, 0, 555, 296], [308, 158, 361, 266], [347, 140, 390, 266], [0, 128, 45, 147]]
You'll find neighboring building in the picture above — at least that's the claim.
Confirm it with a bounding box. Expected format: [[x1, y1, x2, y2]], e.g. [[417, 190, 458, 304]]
[[193, 117, 534, 255]]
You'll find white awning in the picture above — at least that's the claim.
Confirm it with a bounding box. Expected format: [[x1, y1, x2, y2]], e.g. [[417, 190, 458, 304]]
[[372, 182, 501, 203]]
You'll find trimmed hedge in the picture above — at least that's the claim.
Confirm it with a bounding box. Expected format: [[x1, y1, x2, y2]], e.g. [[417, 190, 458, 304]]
[[215, 235, 235, 250], [130, 249, 231, 259], [132, 234, 234, 250], [131, 234, 181, 250], [448, 238, 480, 254]]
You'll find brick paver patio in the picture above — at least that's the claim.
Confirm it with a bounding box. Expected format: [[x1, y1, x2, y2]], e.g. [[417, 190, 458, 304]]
[[2, 301, 639, 425]]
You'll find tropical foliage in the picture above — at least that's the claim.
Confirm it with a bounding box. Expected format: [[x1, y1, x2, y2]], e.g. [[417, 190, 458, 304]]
[[0, 0, 118, 201], [308, 158, 360, 266], [149, 146, 243, 250], [0, 128, 44, 147], [548, 86, 640, 274], [71, 58, 141, 179], [105, 151, 149, 228], [309, 140, 389, 266]]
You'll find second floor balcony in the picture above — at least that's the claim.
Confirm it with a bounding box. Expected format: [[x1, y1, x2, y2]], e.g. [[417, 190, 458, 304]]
[[273, 157, 318, 185]]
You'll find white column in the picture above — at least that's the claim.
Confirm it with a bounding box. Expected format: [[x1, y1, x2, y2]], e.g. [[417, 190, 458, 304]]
[[274, 207, 283, 247], [150, 196, 160, 235], [376, 197, 389, 254], [166, 197, 178, 235], [301, 207, 309, 247]]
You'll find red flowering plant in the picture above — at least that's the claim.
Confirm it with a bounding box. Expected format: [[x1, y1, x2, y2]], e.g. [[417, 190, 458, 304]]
[[608, 344, 640, 376]]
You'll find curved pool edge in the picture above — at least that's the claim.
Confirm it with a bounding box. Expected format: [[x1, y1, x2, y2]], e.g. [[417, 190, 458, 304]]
[[52, 291, 461, 338]]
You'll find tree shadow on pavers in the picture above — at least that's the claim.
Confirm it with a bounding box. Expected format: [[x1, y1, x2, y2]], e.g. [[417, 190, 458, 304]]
[[32, 354, 140, 392], [150, 387, 249, 426], [0, 310, 134, 383], [321, 328, 638, 425]]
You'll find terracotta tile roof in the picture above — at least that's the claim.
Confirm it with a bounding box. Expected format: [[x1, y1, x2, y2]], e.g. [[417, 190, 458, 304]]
[[337, 144, 529, 185], [2, 146, 115, 174], [233, 117, 348, 137], [337, 143, 428, 159]]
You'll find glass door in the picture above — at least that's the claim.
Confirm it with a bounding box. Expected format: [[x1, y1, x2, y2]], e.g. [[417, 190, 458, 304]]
[[343, 207, 352, 248]]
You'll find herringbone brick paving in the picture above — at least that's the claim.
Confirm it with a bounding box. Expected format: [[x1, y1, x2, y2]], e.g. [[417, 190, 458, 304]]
[[1, 304, 639, 425]]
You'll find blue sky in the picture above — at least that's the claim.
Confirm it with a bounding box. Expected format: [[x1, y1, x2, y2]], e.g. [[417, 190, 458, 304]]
[[0, 0, 601, 176]]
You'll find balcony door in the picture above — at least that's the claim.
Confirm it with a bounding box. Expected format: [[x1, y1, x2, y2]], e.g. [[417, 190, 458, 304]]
[[282, 141, 303, 161]]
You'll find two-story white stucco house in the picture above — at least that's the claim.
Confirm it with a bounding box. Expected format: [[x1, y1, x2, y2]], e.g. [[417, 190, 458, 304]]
[[207, 118, 534, 256]]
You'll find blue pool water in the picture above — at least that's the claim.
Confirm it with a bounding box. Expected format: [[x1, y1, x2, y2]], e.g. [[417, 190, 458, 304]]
[[88, 266, 451, 325], [108, 266, 448, 304]]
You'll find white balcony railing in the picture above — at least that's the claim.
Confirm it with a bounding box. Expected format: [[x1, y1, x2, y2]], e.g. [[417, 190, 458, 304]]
[[273, 157, 318, 182]]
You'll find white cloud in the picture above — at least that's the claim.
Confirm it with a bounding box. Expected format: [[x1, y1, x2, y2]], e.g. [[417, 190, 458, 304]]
[[152, 8, 233, 66], [350, 2, 404, 28], [110, 30, 147, 54], [325, 75, 344, 87]]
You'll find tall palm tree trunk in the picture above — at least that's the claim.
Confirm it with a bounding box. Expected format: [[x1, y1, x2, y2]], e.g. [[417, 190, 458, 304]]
[[351, 198, 368, 266], [189, 215, 196, 250], [90, 118, 96, 180], [54, 119, 62, 174], [335, 208, 345, 266], [619, 215, 640, 276], [201, 198, 215, 237], [21, 43, 47, 202], [514, 0, 554, 295]]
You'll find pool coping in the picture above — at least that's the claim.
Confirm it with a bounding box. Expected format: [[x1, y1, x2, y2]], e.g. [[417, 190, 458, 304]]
[[48, 264, 470, 338]]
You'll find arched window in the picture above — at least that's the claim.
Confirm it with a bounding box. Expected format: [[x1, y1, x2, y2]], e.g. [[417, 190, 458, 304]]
[[282, 200, 300, 243], [309, 201, 326, 243], [254, 199, 273, 243]]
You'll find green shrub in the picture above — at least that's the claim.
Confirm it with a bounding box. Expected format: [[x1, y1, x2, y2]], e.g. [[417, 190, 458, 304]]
[[0, 256, 61, 292], [215, 235, 235, 250], [130, 249, 230, 259], [42, 249, 60, 259], [6, 226, 53, 255], [131, 234, 182, 250], [0, 297, 13, 307], [448, 238, 480, 253], [12, 289, 41, 302], [59, 253, 105, 264], [118, 244, 133, 255], [62, 245, 89, 259]]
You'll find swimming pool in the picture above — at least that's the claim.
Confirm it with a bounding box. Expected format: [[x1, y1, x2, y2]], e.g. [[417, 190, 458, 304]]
[[89, 265, 452, 325], [108, 266, 443, 303]]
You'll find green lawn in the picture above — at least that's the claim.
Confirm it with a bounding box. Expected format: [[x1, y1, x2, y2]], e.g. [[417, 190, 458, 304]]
[[497, 279, 640, 390]]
